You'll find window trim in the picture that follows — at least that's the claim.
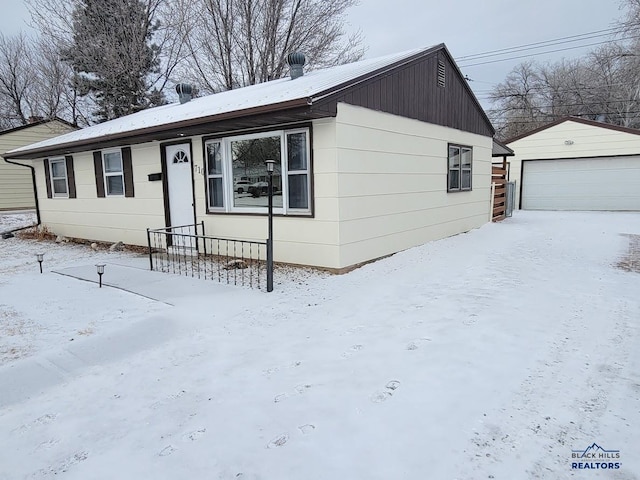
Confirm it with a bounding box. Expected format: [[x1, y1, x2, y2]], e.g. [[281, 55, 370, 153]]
[[447, 143, 473, 192], [49, 157, 69, 198], [204, 127, 312, 216], [205, 140, 225, 211], [102, 148, 125, 197]]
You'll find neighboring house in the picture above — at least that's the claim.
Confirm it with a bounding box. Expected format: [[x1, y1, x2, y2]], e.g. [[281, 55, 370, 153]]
[[505, 117, 640, 211], [3, 44, 495, 271], [0, 119, 77, 210]]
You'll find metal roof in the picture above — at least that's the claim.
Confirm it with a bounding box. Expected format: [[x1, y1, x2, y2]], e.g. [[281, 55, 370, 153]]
[[6, 46, 436, 158]]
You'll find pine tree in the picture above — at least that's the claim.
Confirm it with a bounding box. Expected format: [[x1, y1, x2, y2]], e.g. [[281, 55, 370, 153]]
[[63, 0, 165, 122]]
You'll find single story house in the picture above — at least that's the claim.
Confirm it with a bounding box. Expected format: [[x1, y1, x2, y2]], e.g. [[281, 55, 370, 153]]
[[505, 117, 640, 211], [0, 118, 76, 211], [3, 44, 496, 271]]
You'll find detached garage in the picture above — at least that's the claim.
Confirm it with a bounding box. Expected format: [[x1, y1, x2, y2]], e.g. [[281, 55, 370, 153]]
[[506, 117, 640, 211]]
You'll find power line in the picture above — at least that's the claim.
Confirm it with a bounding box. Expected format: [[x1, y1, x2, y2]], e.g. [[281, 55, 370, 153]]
[[473, 82, 635, 95], [459, 36, 640, 68], [456, 27, 623, 62], [483, 99, 640, 112]]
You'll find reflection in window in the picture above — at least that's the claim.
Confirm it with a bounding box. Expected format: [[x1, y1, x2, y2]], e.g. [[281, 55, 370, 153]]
[[204, 128, 311, 214], [50, 158, 68, 197], [231, 136, 282, 208], [207, 142, 224, 208], [448, 144, 472, 192], [287, 132, 309, 209], [103, 150, 124, 196]]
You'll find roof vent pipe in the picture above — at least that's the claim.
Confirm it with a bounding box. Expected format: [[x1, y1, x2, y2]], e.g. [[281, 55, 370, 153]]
[[287, 52, 306, 80], [176, 83, 193, 104]]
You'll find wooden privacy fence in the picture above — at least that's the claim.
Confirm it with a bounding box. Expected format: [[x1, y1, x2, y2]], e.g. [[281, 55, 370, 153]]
[[491, 163, 508, 221]]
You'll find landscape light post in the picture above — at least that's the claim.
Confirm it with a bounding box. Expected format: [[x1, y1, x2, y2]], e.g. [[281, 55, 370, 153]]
[[95, 263, 106, 288], [36, 253, 44, 273], [265, 159, 275, 292]]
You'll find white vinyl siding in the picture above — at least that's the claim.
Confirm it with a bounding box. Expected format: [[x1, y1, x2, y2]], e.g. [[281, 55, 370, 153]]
[[334, 103, 492, 268]]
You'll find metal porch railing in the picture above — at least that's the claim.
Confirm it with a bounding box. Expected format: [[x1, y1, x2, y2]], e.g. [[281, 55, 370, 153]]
[[146, 222, 270, 291]]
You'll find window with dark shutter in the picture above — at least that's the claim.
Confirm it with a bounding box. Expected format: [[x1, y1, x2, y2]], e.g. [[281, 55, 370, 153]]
[[94, 148, 134, 198]]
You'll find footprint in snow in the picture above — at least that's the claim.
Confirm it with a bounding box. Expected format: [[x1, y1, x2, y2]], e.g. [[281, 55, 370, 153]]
[[40, 451, 89, 475], [12, 413, 57, 434], [298, 424, 315, 435], [182, 428, 206, 441], [267, 433, 288, 448], [370, 380, 401, 403], [342, 344, 363, 358], [151, 390, 186, 410], [294, 384, 312, 394], [406, 337, 431, 350], [386, 380, 400, 391], [370, 391, 393, 403], [159, 445, 176, 456], [274, 393, 288, 403]]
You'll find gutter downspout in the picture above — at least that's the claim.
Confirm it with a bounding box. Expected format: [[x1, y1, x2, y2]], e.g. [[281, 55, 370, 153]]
[[1, 156, 41, 226]]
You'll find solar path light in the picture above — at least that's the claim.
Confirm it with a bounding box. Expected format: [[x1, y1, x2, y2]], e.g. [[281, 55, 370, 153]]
[[95, 263, 106, 288]]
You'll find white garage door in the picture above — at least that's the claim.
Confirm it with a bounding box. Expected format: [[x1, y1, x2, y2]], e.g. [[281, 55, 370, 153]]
[[521, 156, 640, 210]]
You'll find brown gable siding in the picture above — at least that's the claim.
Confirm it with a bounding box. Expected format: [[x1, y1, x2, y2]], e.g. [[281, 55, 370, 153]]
[[313, 50, 493, 138]]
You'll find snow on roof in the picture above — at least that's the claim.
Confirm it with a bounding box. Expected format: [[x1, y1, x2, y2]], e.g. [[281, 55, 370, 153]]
[[8, 46, 436, 156]]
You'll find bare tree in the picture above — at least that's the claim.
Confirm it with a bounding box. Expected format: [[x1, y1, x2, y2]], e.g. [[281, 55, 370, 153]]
[[0, 32, 93, 129], [489, 0, 640, 138], [177, 0, 364, 93], [488, 61, 549, 139], [0, 33, 32, 127]]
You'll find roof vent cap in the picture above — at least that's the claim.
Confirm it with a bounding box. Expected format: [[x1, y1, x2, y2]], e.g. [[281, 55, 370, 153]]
[[176, 83, 193, 104], [287, 52, 306, 80]]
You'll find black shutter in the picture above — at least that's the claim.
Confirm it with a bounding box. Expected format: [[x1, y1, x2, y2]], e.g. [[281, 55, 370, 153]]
[[121, 146, 134, 197], [65, 155, 76, 198], [93, 151, 105, 198], [43, 158, 52, 198]]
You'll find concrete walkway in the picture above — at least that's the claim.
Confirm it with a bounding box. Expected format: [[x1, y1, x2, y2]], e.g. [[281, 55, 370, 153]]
[[52, 262, 247, 305]]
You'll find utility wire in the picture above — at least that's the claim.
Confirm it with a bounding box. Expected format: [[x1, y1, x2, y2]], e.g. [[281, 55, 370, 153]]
[[483, 99, 640, 111], [459, 36, 640, 68], [456, 28, 623, 62]]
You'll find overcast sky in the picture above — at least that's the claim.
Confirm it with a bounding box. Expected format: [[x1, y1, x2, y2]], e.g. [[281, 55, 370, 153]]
[[0, 0, 625, 108]]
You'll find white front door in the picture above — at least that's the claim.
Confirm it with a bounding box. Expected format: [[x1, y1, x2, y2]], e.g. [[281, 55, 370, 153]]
[[165, 143, 195, 244]]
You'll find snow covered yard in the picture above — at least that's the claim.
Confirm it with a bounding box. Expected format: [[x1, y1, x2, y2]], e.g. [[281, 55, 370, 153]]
[[0, 210, 36, 235], [0, 211, 639, 479]]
